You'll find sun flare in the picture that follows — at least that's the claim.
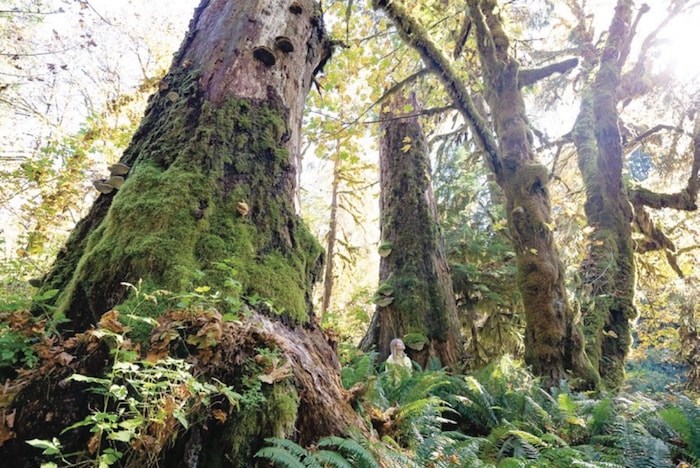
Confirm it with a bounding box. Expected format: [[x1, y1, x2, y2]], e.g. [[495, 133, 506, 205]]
[[655, 6, 700, 83]]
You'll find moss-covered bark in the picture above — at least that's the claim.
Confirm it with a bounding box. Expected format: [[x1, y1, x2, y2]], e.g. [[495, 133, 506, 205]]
[[47, 78, 322, 328], [571, 1, 636, 389], [3, 0, 366, 465], [466, 0, 596, 387], [360, 93, 462, 369]]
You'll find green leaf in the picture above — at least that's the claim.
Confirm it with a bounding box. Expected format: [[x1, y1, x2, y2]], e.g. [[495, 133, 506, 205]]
[[27, 437, 62, 456], [33, 289, 59, 302], [107, 430, 134, 443], [108, 384, 128, 400]]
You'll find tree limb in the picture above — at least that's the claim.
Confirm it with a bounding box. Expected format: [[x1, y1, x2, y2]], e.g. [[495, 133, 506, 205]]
[[453, 14, 472, 59], [623, 124, 687, 152], [519, 58, 579, 88], [630, 110, 700, 210], [617, 3, 650, 69], [633, 206, 684, 277]]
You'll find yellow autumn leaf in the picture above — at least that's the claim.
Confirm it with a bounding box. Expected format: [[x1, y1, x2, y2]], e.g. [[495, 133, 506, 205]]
[[493, 219, 508, 231]]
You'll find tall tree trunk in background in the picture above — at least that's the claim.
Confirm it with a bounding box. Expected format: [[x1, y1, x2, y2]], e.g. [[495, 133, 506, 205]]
[[374, 0, 596, 386], [572, 1, 636, 388], [320, 147, 341, 319], [466, 0, 596, 387], [360, 92, 462, 369], [2, 1, 366, 465]]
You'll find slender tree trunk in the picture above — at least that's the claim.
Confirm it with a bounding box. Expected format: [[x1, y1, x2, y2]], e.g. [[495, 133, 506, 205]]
[[320, 147, 341, 319], [360, 92, 462, 369], [2, 1, 367, 465]]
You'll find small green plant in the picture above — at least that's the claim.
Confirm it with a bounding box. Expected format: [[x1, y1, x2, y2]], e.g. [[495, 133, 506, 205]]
[[0, 325, 38, 369], [28, 327, 240, 467]]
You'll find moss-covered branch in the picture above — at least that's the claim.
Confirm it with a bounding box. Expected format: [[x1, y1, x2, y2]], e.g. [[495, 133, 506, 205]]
[[452, 13, 471, 59], [633, 205, 675, 253], [518, 58, 579, 88], [372, 0, 502, 183], [630, 111, 700, 211]]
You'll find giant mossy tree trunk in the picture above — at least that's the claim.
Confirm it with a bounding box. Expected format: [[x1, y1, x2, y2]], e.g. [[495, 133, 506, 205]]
[[2, 0, 366, 465], [360, 92, 462, 369], [570, 1, 700, 388], [42, 0, 329, 328], [372, 0, 595, 386]]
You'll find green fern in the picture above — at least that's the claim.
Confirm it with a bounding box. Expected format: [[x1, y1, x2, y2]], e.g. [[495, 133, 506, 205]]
[[317, 436, 380, 468], [262, 437, 310, 460], [311, 450, 355, 468], [589, 398, 614, 436], [254, 445, 307, 468], [659, 397, 700, 462], [341, 352, 377, 389], [256, 436, 380, 468]]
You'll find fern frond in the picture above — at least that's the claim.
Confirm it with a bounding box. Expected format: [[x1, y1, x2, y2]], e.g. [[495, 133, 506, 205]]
[[254, 446, 306, 468], [463, 375, 498, 428], [589, 398, 614, 436], [264, 437, 310, 460], [318, 436, 380, 468], [310, 450, 354, 468], [341, 353, 377, 389]]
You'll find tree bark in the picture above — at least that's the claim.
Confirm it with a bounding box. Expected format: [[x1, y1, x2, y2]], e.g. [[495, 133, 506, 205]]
[[465, 0, 596, 387], [571, 0, 637, 388], [360, 92, 462, 370], [2, 0, 366, 465], [320, 147, 341, 319]]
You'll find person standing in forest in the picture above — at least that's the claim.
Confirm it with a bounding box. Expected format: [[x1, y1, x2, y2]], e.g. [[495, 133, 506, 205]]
[[385, 338, 412, 373]]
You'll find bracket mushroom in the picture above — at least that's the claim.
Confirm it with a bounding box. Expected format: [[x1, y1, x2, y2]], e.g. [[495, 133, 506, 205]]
[[253, 46, 276, 66], [275, 36, 294, 53]]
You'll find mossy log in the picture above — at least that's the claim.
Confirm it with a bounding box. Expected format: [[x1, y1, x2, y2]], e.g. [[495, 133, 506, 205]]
[[1, 0, 365, 464]]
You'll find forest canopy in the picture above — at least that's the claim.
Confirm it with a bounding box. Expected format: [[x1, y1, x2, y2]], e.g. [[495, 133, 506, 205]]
[[0, 0, 699, 466]]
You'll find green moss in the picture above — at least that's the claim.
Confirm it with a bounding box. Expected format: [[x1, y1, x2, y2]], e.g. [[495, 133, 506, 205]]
[[267, 382, 300, 436], [53, 68, 321, 325], [219, 381, 299, 467], [511, 163, 549, 195]]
